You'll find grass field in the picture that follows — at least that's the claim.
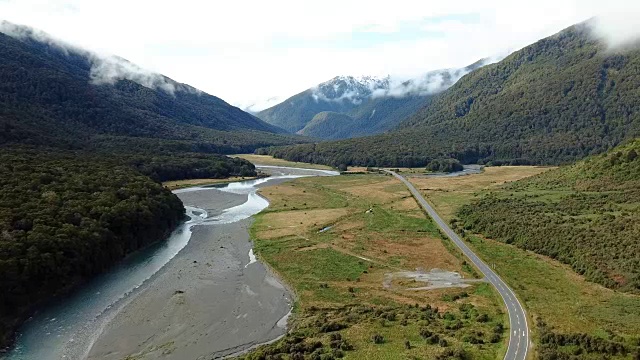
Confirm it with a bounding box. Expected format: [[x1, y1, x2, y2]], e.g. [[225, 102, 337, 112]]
[[162, 176, 258, 190], [243, 174, 508, 360], [408, 166, 640, 359], [234, 154, 335, 170], [409, 166, 552, 221]]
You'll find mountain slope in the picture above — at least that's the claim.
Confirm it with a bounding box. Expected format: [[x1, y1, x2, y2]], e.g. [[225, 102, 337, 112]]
[[297, 111, 356, 138], [257, 76, 389, 133], [264, 21, 640, 167], [0, 23, 292, 350], [296, 96, 429, 140], [0, 24, 302, 154], [457, 138, 640, 293], [258, 60, 489, 139]]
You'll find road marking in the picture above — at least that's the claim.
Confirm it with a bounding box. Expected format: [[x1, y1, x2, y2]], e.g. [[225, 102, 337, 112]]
[[522, 331, 525, 336]]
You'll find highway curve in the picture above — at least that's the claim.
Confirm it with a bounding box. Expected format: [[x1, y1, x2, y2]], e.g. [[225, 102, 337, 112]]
[[387, 170, 530, 360]]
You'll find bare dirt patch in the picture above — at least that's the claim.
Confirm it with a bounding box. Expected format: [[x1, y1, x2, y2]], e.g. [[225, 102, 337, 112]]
[[384, 269, 485, 291]]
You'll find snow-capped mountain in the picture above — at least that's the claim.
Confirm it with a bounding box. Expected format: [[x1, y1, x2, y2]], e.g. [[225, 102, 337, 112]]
[[311, 75, 391, 104], [256, 59, 493, 136]]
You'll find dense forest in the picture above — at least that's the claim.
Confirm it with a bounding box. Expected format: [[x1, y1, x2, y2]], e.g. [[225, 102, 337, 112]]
[[0, 149, 180, 348], [0, 24, 273, 350], [0, 27, 307, 155], [297, 111, 357, 138], [262, 21, 640, 167], [455, 139, 640, 293]]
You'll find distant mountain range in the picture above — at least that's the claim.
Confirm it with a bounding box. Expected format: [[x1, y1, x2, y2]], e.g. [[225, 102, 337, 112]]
[[0, 21, 303, 154], [256, 60, 491, 139], [263, 21, 640, 167]]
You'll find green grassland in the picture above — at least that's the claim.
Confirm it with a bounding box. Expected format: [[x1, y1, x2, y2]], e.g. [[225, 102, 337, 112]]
[[242, 175, 508, 360], [234, 154, 335, 170], [409, 160, 640, 359]]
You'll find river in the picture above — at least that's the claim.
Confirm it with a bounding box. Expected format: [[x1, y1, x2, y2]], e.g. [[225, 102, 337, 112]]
[[5, 166, 337, 360]]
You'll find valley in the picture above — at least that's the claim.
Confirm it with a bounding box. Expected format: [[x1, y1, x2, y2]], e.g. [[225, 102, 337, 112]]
[[263, 22, 640, 168], [243, 171, 507, 359], [237, 157, 640, 360], [1, 6, 640, 360]]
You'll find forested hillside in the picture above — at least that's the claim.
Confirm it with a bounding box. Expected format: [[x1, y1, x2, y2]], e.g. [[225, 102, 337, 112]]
[[456, 139, 640, 293], [0, 147, 259, 349], [0, 24, 275, 350], [297, 111, 356, 138], [0, 150, 168, 347], [263, 21, 640, 167], [0, 27, 306, 154]]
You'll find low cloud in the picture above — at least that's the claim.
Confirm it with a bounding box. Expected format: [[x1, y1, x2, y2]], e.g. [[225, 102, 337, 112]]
[[89, 56, 177, 94], [0, 20, 186, 95], [589, 4, 640, 49], [375, 57, 500, 99], [306, 57, 503, 106]]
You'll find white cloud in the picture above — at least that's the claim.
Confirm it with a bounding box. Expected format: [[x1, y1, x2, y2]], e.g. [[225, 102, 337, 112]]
[[0, 0, 638, 108], [591, 2, 640, 48], [0, 20, 183, 95]]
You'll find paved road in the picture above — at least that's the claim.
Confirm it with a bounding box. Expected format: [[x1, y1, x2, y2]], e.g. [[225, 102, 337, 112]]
[[386, 171, 529, 360]]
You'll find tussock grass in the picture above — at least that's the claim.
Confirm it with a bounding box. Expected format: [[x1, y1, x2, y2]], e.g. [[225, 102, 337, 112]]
[[243, 174, 506, 359]]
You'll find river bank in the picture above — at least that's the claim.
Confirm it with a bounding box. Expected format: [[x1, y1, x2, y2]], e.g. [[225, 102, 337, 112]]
[[5, 166, 337, 360], [87, 169, 333, 359], [87, 217, 291, 359]]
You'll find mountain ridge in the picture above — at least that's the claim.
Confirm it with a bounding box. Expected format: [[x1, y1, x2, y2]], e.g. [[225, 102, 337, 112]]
[[257, 59, 491, 139], [262, 21, 640, 167], [0, 22, 302, 154]]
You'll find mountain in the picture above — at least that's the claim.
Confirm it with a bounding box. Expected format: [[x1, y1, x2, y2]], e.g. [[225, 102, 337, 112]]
[[0, 22, 298, 350], [262, 21, 640, 167], [241, 96, 285, 114], [257, 75, 390, 133], [297, 111, 357, 138], [258, 60, 489, 139], [0, 22, 304, 154], [457, 138, 640, 293]]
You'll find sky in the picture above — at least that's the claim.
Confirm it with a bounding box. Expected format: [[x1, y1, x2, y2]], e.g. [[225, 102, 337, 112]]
[[0, 0, 638, 111]]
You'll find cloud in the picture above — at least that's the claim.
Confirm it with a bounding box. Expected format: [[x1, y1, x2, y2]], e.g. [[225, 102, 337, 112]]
[[241, 96, 285, 113], [589, 3, 640, 49], [1, 0, 639, 106], [0, 20, 185, 95], [0, 19, 73, 54], [89, 56, 177, 94], [371, 57, 502, 99]]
